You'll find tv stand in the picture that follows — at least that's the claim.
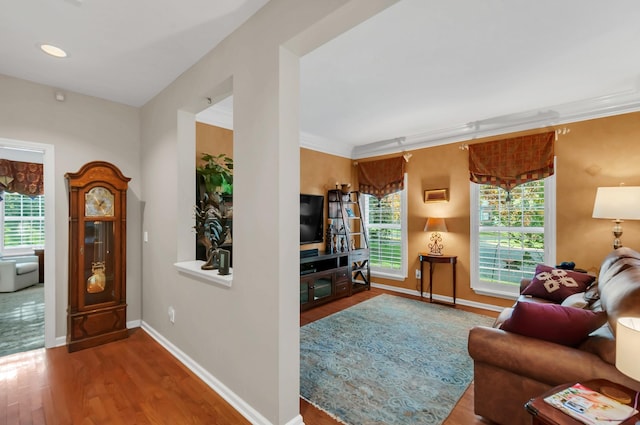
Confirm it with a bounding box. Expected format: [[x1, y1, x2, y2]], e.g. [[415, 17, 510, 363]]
[[299, 189, 370, 311], [299, 249, 369, 311]]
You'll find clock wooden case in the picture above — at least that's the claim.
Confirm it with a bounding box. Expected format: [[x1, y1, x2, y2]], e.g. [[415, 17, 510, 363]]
[[65, 161, 130, 352]]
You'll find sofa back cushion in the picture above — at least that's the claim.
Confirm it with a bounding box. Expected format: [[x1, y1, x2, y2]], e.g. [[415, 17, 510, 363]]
[[598, 247, 640, 333]]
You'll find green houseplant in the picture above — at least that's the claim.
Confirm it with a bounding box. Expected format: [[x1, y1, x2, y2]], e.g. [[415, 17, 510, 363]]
[[197, 153, 233, 196], [195, 153, 233, 270]]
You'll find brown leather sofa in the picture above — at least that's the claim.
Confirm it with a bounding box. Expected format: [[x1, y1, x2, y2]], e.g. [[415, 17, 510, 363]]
[[468, 247, 640, 425]]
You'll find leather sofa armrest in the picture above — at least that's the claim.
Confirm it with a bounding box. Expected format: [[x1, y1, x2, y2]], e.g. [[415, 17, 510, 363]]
[[468, 326, 634, 387], [520, 278, 531, 293]]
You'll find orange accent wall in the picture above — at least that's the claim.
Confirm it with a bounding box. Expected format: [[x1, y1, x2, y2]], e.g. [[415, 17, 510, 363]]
[[300, 148, 352, 252], [555, 112, 640, 271], [301, 111, 640, 309], [196, 122, 233, 165]]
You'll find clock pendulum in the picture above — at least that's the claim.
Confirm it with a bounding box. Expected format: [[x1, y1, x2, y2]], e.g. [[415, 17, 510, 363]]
[[87, 221, 106, 293]]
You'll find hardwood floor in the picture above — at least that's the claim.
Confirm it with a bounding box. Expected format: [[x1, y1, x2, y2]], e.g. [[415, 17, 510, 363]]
[[0, 329, 251, 425], [0, 288, 497, 424]]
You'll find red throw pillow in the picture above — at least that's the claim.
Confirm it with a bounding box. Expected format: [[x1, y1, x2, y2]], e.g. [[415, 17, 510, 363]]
[[522, 264, 595, 303], [501, 302, 607, 346]]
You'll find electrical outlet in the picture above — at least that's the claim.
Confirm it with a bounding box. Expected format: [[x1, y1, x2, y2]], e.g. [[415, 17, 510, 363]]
[[415, 269, 421, 279], [168, 306, 175, 324]]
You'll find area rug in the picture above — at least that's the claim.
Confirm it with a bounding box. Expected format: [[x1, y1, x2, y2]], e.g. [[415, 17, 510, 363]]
[[300, 294, 494, 425], [0, 283, 44, 357]]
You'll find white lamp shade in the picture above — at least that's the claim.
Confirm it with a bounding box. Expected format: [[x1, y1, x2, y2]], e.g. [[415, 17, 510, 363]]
[[616, 317, 640, 381], [592, 187, 640, 220]]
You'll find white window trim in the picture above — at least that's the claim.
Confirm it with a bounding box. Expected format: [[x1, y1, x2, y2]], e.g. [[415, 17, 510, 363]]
[[470, 172, 556, 299], [1, 193, 45, 256], [368, 173, 408, 280]]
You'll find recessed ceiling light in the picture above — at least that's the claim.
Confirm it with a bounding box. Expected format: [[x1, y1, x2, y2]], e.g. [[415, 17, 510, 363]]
[[40, 44, 67, 58]]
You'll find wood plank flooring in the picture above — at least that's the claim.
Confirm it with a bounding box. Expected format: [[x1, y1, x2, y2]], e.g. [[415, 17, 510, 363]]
[[0, 329, 251, 425], [0, 287, 497, 424]]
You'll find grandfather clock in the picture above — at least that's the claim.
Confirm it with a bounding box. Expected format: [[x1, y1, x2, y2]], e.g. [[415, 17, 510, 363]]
[[65, 161, 130, 352]]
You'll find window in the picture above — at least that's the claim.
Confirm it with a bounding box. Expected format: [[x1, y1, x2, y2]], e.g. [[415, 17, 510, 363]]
[[362, 176, 407, 280], [1, 192, 45, 254], [470, 177, 555, 298]]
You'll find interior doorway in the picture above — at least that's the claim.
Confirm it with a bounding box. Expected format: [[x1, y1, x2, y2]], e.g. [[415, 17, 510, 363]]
[[0, 138, 55, 357]]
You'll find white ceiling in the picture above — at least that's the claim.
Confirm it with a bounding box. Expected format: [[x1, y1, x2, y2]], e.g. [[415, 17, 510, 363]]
[[4, 0, 640, 158], [298, 0, 640, 157], [0, 0, 270, 106]]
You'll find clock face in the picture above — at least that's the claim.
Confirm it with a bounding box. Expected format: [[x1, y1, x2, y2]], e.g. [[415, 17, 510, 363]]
[[85, 186, 114, 217]]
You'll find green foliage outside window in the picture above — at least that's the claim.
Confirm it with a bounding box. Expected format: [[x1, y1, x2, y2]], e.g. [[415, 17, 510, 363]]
[[478, 180, 545, 285], [365, 192, 402, 271], [3, 192, 45, 249]]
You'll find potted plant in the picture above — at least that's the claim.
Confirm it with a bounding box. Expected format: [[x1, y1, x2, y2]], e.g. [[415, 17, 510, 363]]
[[195, 153, 233, 270], [197, 153, 233, 196]]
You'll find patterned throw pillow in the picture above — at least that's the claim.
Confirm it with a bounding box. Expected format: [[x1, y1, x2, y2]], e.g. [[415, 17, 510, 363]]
[[522, 264, 595, 303], [502, 302, 607, 347]]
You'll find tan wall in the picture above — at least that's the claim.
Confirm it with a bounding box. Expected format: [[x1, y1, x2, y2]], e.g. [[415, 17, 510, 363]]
[[300, 148, 353, 252], [195, 122, 233, 165], [555, 112, 640, 271], [301, 111, 640, 309]]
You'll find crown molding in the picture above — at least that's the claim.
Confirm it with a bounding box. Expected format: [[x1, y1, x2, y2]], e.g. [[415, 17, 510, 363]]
[[351, 89, 640, 159], [299, 131, 354, 158], [194, 89, 640, 160], [194, 110, 355, 158]]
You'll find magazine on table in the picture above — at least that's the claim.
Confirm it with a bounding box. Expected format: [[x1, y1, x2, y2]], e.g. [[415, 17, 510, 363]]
[[544, 383, 638, 425]]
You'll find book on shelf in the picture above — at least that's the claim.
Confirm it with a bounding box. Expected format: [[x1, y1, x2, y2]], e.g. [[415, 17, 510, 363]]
[[544, 383, 638, 425]]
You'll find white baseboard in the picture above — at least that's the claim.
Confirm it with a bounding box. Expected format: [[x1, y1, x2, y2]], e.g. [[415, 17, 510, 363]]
[[50, 289, 499, 425], [56, 320, 298, 425], [127, 319, 141, 328], [370, 281, 504, 313], [285, 415, 305, 425], [141, 321, 283, 425], [51, 319, 299, 424]]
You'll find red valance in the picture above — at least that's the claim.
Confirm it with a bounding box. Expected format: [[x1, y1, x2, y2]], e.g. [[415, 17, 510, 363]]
[[357, 156, 406, 199], [0, 159, 44, 197], [469, 131, 555, 192]]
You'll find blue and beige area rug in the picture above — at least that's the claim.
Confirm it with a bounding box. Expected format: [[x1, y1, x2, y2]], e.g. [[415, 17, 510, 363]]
[[300, 294, 494, 425], [0, 283, 44, 358]]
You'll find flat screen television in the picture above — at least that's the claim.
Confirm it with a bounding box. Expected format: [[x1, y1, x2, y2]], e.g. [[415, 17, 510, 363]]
[[300, 194, 324, 245]]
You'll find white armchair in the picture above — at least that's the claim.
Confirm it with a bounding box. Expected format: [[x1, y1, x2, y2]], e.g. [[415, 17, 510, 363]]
[[0, 255, 40, 292]]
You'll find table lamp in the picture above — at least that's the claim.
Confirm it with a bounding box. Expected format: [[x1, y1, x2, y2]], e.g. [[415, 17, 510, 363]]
[[424, 217, 447, 256], [610, 317, 640, 408], [592, 186, 640, 249], [617, 317, 640, 380]]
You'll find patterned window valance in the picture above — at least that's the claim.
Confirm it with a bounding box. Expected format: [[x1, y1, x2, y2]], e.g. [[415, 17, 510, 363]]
[[468, 131, 555, 193], [0, 159, 44, 197], [357, 156, 406, 199]]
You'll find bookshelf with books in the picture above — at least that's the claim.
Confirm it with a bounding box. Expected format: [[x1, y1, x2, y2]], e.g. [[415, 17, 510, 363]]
[[326, 189, 370, 294]]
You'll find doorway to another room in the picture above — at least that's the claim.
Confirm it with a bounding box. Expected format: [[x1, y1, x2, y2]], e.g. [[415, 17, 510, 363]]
[[0, 144, 46, 358]]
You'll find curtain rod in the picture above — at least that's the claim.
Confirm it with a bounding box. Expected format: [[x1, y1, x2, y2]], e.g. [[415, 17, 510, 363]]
[[353, 153, 411, 166]]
